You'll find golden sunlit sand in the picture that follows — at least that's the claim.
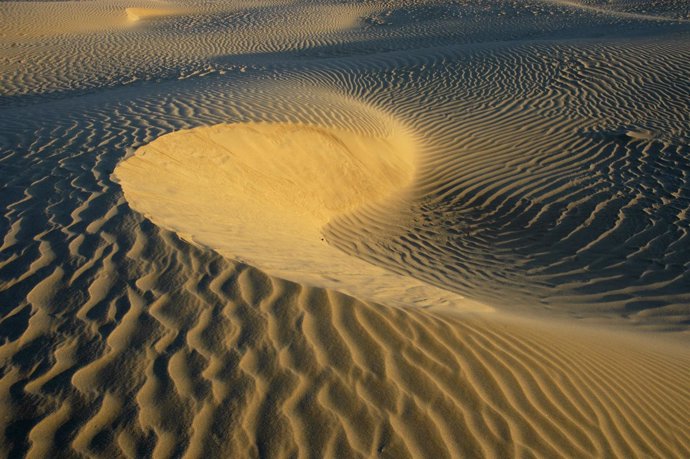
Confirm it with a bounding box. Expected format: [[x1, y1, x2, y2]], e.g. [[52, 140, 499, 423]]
[[1, 0, 689, 457], [114, 119, 490, 310], [125, 7, 183, 22]]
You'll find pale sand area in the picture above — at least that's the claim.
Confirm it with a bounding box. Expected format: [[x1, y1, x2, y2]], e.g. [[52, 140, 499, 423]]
[[1, 1, 188, 40], [114, 114, 489, 311], [2, 0, 690, 457]]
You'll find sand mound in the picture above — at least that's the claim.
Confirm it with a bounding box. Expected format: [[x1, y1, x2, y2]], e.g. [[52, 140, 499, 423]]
[[125, 7, 184, 22], [110, 114, 689, 457], [125, 122, 415, 224], [114, 120, 488, 311]]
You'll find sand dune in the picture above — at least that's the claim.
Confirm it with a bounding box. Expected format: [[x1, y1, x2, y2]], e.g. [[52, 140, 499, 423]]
[[1, 1, 186, 40], [1, 0, 690, 457], [125, 7, 185, 22], [114, 112, 490, 311]]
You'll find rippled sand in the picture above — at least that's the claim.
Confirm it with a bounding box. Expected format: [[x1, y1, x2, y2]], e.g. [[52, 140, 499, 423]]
[[1, 0, 689, 457]]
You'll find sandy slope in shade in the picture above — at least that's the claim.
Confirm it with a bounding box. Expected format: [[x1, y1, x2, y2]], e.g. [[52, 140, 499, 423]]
[[541, 0, 690, 22]]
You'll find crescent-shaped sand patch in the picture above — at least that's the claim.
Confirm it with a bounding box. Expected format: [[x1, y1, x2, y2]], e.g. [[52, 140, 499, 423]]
[[114, 121, 491, 312]]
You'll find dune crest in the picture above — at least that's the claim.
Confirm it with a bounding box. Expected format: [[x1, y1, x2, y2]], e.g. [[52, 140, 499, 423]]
[[114, 121, 489, 311]]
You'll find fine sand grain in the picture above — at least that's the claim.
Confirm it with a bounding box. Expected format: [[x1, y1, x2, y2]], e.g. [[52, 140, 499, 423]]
[[1, 0, 689, 457]]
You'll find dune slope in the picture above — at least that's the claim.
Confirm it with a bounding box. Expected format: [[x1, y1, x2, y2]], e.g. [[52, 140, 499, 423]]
[[114, 115, 490, 311], [3, 262, 689, 457], [1, 0, 690, 457]]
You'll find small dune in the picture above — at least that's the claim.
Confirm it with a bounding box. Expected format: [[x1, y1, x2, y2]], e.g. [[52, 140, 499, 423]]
[[125, 7, 183, 22], [114, 120, 487, 311]]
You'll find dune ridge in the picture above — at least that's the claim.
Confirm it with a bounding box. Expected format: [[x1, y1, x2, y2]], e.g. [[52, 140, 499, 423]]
[[114, 36, 690, 326], [114, 116, 490, 312]]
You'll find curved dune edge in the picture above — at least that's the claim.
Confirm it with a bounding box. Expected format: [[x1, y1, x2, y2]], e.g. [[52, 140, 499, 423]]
[[111, 119, 689, 455], [114, 121, 490, 312]]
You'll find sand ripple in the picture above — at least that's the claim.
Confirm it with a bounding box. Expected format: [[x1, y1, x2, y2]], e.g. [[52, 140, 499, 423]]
[[1, 0, 690, 456]]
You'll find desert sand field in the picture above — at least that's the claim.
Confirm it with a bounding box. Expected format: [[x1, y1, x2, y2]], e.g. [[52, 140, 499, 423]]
[[1, 0, 689, 457]]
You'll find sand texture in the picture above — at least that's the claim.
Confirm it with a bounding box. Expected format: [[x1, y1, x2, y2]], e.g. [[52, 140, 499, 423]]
[[2, 0, 690, 457]]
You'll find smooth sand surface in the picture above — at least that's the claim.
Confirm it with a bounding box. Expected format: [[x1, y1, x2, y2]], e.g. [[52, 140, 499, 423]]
[[114, 117, 490, 311], [2, 0, 690, 457], [1, 1, 186, 39]]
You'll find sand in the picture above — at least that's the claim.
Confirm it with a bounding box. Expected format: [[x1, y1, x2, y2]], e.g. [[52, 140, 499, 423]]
[[1, 0, 690, 457]]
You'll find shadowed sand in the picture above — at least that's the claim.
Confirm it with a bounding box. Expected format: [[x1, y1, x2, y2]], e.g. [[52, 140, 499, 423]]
[[1, 1, 186, 40]]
